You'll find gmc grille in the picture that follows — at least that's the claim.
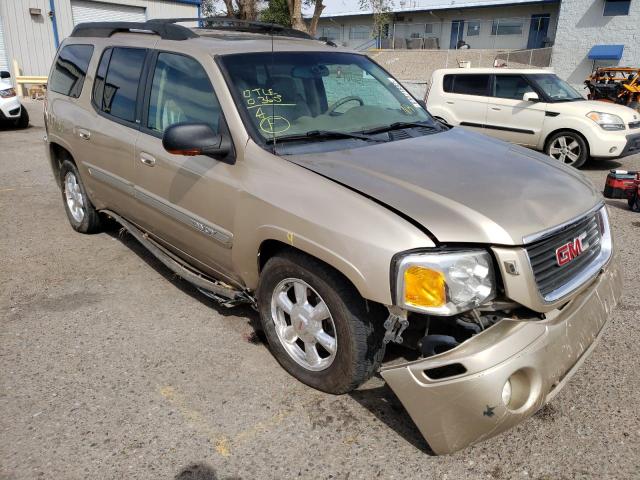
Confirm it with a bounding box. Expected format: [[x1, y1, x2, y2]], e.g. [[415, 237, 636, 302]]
[[526, 213, 602, 297], [629, 121, 640, 129]]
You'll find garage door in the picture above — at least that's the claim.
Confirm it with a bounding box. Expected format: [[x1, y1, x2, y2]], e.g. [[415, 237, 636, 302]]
[[71, 0, 146, 25], [0, 15, 8, 72]]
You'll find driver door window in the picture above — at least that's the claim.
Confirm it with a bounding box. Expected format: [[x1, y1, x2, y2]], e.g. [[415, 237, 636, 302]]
[[146, 53, 221, 134]]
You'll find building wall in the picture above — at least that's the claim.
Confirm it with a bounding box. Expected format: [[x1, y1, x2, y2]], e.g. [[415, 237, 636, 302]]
[[551, 0, 640, 88], [0, 0, 59, 77], [0, 0, 198, 77], [317, 3, 560, 50]]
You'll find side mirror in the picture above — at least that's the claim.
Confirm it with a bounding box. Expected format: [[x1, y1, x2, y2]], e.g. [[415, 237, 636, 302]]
[[0, 71, 10, 79], [162, 123, 233, 163], [523, 91, 539, 102]]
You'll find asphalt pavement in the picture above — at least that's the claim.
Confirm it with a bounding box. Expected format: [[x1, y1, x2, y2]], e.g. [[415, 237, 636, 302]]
[[1, 101, 639, 479]]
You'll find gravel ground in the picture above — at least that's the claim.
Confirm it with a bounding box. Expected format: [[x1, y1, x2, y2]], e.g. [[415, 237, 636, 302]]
[[1, 101, 639, 480]]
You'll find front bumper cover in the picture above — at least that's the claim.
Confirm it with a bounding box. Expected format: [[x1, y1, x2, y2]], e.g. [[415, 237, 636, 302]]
[[381, 254, 622, 455]]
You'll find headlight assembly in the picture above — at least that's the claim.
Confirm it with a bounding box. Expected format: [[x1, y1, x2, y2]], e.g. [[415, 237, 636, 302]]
[[0, 88, 16, 98], [395, 250, 496, 315], [586, 111, 625, 131]]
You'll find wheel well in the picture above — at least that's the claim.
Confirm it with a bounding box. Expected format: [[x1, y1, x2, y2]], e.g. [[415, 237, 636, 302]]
[[257, 239, 375, 307], [49, 142, 74, 187], [544, 128, 590, 156]]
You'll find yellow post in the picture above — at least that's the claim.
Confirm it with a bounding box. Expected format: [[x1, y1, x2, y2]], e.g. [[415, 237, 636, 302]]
[[12, 59, 26, 98]]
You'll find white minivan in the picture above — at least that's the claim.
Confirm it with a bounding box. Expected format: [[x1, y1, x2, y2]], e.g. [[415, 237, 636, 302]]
[[426, 68, 640, 168]]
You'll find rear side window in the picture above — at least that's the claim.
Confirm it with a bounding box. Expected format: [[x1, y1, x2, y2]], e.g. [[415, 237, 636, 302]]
[[93, 47, 146, 122], [443, 74, 490, 96], [493, 75, 534, 100], [147, 53, 221, 133], [49, 44, 94, 98]]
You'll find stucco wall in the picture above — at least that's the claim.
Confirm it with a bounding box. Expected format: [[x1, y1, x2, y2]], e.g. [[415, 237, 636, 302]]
[[317, 3, 560, 50], [551, 0, 640, 88]]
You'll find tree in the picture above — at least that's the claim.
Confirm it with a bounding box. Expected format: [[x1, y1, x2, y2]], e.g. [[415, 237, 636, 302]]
[[359, 0, 391, 40], [200, 0, 326, 36], [286, 0, 325, 36], [260, 0, 292, 27], [200, 0, 259, 20]]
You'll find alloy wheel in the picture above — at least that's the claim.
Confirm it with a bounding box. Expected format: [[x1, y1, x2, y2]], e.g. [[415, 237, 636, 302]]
[[548, 135, 581, 165], [64, 172, 85, 222], [270, 278, 338, 371]]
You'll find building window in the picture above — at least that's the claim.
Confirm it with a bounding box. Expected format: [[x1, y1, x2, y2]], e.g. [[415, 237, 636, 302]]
[[425, 23, 434, 34], [491, 18, 524, 35], [320, 26, 340, 41], [467, 21, 480, 36], [349, 25, 371, 40], [603, 0, 630, 16]]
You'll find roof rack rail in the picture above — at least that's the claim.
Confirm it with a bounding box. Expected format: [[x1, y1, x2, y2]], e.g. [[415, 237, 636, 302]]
[[70, 21, 198, 41], [149, 16, 313, 40]]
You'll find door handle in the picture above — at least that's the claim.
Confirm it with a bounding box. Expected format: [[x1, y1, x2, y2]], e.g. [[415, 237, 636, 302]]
[[491, 107, 502, 111], [77, 128, 91, 140], [140, 153, 156, 167], [446, 101, 455, 104]]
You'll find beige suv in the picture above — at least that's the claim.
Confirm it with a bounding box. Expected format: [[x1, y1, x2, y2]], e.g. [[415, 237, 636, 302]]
[[45, 18, 621, 455]]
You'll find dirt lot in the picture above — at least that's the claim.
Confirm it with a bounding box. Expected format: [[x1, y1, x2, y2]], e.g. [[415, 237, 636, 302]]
[[1, 101, 639, 480]]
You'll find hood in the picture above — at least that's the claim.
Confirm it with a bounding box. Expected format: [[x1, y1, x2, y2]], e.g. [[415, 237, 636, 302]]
[[568, 100, 639, 122], [286, 128, 601, 246]]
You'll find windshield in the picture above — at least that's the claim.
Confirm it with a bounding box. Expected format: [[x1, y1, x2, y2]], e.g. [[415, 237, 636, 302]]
[[528, 74, 584, 102], [218, 51, 437, 143]]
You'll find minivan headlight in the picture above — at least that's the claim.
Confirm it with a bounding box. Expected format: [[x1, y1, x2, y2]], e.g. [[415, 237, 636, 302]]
[[586, 111, 625, 131], [395, 250, 496, 315]]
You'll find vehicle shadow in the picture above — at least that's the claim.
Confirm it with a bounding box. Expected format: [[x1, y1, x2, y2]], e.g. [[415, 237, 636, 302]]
[[175, 462, 241, 480], [103, 226, 261, 325], [349, 378, 434, 455], [105, 225, 431, 453], [0, 121, 33, 132], [583, 158, 622, 171]]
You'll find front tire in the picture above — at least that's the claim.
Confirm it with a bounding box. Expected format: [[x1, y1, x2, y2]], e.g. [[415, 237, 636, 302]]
[[545, 131, 589, 168], [59, 160, 102, 233], [257, 252, 385, 394]]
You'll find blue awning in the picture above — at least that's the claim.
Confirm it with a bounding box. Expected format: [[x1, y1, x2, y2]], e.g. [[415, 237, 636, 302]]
[[588, 45, 625, 60]]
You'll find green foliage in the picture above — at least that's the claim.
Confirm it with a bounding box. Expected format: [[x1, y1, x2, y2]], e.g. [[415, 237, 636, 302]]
[[260, 0, 292, 27], [359, 0, 392, 38]]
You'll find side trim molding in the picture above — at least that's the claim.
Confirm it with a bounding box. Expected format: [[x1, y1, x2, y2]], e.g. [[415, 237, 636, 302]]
[[135, 187, 233, 248], [460, 121, 535, 135]]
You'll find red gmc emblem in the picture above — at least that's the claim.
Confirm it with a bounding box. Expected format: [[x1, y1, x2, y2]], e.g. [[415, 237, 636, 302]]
[[555, 232, 589, 266]]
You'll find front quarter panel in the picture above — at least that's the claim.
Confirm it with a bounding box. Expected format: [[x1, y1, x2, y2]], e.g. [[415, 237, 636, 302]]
[[232, 141, 435, 305]]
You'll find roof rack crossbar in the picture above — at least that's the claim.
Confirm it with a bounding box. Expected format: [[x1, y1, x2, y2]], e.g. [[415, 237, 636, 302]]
[[70, 21, 198, 41], [149, 16, 313, 40]]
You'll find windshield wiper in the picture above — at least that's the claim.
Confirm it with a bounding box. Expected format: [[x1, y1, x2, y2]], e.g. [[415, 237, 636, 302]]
[[361, 121, 441, 135], [266, 130, 384, 144]]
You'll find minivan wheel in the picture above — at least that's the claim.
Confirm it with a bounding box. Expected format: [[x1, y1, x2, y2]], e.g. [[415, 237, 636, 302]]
[[545, 131, 588, 168], [257, 252, 385, 394], [59, 160, 102, 233]]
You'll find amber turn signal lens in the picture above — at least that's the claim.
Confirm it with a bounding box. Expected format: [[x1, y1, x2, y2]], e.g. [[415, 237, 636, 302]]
[[404, 266, 446, 308]]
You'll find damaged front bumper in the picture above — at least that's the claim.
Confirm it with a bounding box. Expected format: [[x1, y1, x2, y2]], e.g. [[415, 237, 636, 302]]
[[380, 254, 622, 455]]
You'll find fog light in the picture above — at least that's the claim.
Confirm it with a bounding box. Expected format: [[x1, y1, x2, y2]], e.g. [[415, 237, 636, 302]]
[[502, 379, 512, 406], [609, 147, 617, 153]]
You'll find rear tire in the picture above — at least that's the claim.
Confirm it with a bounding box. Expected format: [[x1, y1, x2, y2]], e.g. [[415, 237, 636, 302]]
[[59, 160, 102, 233], [13, 107, 29, 129], [257, 251, 385, 394], [545, 131, 588, 168]]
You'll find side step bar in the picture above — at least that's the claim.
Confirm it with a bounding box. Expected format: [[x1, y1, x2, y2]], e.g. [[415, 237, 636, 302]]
[[102, 210, 255, 308]]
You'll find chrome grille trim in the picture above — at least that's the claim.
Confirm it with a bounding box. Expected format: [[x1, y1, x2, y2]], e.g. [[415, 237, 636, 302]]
[[525, 206, 612, 303]]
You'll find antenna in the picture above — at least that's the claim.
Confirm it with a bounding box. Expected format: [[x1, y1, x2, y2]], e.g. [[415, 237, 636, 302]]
[[271, 29, 276, 153]]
